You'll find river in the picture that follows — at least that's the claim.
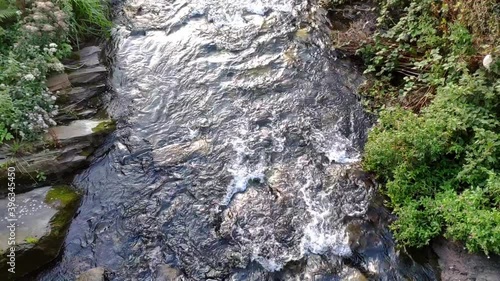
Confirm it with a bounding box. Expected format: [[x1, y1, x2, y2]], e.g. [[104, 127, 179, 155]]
[[37, 0, 438, 280]]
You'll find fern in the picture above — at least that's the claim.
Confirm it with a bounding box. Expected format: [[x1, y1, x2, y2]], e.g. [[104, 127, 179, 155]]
[[0, 0, 17, 25], [0, 8, 16, 24]]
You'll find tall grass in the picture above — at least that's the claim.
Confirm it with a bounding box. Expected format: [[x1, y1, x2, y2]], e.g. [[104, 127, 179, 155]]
[[63, 0, 112, 43]]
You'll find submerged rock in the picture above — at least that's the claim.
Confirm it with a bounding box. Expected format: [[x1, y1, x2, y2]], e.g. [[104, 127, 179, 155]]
[[155, 264, 184, 281], [153, 139, 211, 166], [341, 268, 368, 281], [0, 185, 81, 280], [76, 267, 106, 281]]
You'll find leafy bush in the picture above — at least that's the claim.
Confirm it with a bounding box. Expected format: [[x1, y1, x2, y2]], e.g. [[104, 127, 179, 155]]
[[350, 0, 500, 255], [0, 0, 111, 144]]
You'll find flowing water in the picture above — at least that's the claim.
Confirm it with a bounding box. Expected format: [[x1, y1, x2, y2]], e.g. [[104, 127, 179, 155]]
[[37, 0, 438, 280]]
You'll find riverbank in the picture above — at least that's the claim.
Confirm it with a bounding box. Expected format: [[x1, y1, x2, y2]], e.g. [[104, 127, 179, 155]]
[[325, 0, 500, 275], [0, 1, 114, 279]]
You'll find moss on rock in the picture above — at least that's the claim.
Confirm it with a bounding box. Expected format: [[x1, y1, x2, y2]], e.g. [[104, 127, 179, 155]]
[[92, 119, 116, 134]]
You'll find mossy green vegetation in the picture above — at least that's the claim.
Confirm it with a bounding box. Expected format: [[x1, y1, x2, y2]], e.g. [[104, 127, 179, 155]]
[[0, 0, 112, 144], [328, 0, 500, 254], [45, 184, 80, 207], [92, 119, 116, 134], [24, 236, 40, 244]]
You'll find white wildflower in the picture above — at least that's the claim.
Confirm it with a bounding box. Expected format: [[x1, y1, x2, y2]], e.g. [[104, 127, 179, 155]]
[[483, 54, 493, 70], [50, 62, 65, 72], [42, 24, 56, 32], [24, 74, 36, 81], [24, 25, 39, 33], [49, 43, 58, 48], [50, 95, 57, 101]]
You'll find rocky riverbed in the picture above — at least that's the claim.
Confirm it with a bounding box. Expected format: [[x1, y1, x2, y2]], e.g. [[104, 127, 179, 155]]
[[2, 0, 499, 280]]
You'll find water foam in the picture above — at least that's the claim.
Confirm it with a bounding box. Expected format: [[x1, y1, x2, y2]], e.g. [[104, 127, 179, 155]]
[[298, 159, 352, 257], [222, 137, 266, 205]]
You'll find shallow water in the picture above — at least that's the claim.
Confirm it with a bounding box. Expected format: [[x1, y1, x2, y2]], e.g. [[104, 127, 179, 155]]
[[37, 0, 438, 280]]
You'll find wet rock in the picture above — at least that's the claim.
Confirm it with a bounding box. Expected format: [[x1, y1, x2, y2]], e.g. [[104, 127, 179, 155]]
[[50, 120, 110, 143], [68, 66, 107, 86], [76, 267, 106, 281], [47, 73, 71, 92], [153, 139, 211, 166], [0, 185, 81, 280], [432, 238, 500, 281], [342, 268, 368, 281], [155, 264, 183, 281], [0, 120, 115, 195], [130, 29, 147, 36]]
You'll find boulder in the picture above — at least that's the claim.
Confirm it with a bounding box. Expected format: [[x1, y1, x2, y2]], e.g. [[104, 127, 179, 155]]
[[0, 185, 81, 280]]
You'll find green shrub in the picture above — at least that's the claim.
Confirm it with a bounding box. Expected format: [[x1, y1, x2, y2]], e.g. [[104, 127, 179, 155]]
[[0, 0, 111, 144], [356, 0, 500, 255]]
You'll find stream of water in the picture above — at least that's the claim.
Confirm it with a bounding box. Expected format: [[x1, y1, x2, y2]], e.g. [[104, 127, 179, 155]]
[[37, 0, 438, 280]]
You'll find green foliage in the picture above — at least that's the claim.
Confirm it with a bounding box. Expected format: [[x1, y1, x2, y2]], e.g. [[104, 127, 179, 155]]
[[359, 0, 500, 255], [36, 170, 47, 181], [0, 0, 18, 24], [0, 0, 111, 144], [63, 0, 112, 41], [24, 236, 39, 244]]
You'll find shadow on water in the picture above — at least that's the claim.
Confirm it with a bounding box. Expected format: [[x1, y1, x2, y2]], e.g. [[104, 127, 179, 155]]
[[36, 0, 440, 280]]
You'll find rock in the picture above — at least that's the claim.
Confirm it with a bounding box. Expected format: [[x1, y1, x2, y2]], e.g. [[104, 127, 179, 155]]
[[130, 29, 147, 36], [153, 139, 211, 166], [62, 84, 106, 105], [0, 186, 81, 280], [155, 264, 183, 281], [77, 46, 102, 67], [342, 268, 368, 281], [432, 238, 500, 281], [68, 66, 107, 86], [76, 267, 106, 281], [49, 120, 108, 141], [47, 73, 72, 92], [0, 120, 115, 196]]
